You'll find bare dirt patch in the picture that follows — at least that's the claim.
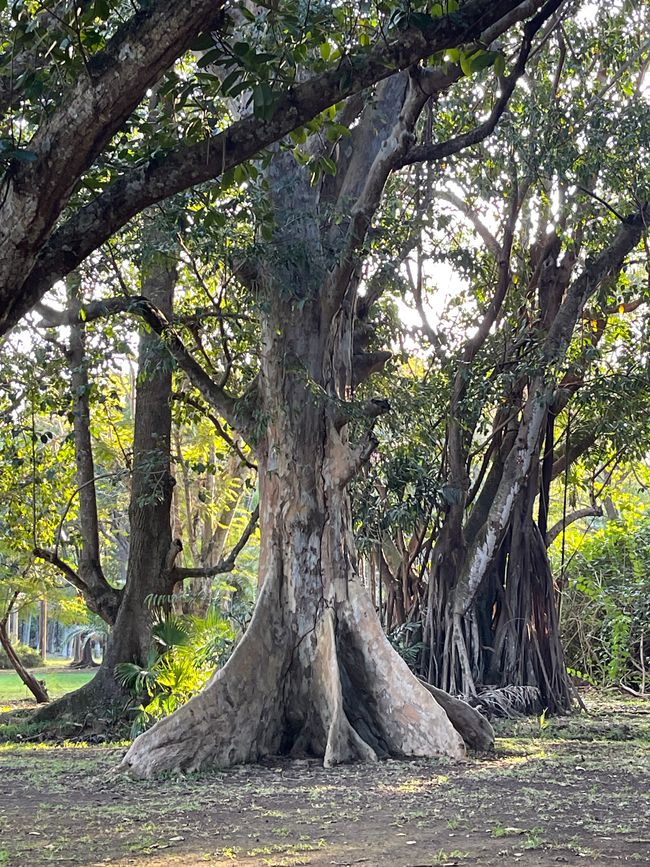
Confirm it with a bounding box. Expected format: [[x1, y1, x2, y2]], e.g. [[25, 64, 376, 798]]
[[0, 693, 648, 866]]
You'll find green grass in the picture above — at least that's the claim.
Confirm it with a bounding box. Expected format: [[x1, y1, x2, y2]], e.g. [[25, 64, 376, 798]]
[[0, 669, 95, 701]]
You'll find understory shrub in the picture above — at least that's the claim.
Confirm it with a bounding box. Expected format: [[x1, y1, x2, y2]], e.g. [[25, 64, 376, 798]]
[[0, 641, 43, 669], [560, 509, 650, 692], [116, 601, 238, 736]]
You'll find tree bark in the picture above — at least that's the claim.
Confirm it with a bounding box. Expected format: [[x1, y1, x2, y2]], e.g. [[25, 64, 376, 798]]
[[38, 599, 48, 664], [114, 115, 498, 774], [119, 288, 466, 776], [70, 635, 98, 669], [2, 0, 549, 337], [35, 227, 179, 721]]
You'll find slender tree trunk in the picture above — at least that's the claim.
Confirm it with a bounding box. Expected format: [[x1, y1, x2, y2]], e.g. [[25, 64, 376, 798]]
[[38, 599, 48, 663], [0, 620, 49, 703], [36, 231, 179, 720], [8, 609, 18, 642]]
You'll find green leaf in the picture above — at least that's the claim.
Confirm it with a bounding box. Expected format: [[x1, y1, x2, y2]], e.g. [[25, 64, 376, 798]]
[[220, 69, 242, 96], [152, 617, 192, 649], [190, 33, 215, 51], [469, 50, 499, 73], [196, 47, 223, 68]]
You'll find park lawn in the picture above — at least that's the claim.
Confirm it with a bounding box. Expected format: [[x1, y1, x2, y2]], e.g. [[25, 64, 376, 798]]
[[0, 668, 94, 701]]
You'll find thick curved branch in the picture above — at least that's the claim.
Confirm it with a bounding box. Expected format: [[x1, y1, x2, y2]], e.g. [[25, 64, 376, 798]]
[[137, 300, 254, 440], [546, 506, 603, 547], [5, 0, 546, 335], [33, 546, 122, 623], [0, 0, 227, 333], [175, 505, 259, 580], [33, 547, 87, 595]]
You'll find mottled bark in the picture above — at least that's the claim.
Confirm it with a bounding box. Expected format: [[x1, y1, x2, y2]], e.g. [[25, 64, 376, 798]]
[[120, 289, 466, 777]]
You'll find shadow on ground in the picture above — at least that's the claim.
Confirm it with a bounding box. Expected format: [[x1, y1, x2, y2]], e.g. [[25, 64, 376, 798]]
[[0, 692, 648, 866]]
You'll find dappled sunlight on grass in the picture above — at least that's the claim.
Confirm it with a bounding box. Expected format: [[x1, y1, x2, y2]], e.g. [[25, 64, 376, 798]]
[[0, 668, 95, 701]]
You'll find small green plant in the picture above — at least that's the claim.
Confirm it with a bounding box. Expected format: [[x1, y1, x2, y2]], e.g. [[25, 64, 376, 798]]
[[431, 850, 469, 863], [115, 601, 237, 736], [538, 708, 549, 732], [491, 824, 524, 838], [524, 829, 543, 849]]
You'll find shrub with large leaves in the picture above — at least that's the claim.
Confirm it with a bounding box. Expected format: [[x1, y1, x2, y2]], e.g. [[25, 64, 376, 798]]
[[560, 505, 650, 692], [115, 605, 237, 736]]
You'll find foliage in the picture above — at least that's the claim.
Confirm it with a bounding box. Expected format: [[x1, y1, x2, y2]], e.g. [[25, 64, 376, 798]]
[[387, 621, 424, 669], [115, 603, 238, 736], [0, 641, 42, 670], [560, 501, 650, 691]]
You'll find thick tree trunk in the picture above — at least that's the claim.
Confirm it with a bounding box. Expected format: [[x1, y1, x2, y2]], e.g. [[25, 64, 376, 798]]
[[119, 240, 470, 776], [69, 636, 98, 669]]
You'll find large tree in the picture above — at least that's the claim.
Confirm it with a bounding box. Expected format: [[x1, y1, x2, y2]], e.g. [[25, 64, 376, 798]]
[[112, 1, 569, 776], [353, 0, 650, 711]]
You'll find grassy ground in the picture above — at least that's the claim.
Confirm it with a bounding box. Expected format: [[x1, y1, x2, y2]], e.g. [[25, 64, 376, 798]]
[[0, 692, 647, 866], [0, 667, 95, 701]]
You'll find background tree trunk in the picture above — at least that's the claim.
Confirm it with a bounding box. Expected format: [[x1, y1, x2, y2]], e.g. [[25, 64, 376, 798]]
[[38, 599, 48, 664], [36, 227, 179, 720]]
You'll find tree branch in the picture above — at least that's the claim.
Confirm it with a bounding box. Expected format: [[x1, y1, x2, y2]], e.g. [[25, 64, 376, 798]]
[[398, 0, 564, 168], [174, 505, 259, 579], [0, 0, 227, 333], [546, 506, 603, 546], [173, 393, 257, 471], [4, 0, 547, 335], [33, 547, 88, 595]]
